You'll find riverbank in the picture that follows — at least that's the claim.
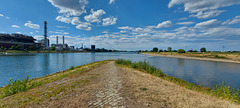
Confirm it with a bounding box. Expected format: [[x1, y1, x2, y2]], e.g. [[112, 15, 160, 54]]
[[142, 52, 240, 64], [0, 50, 89, 54], [0, 60, 239, 107]]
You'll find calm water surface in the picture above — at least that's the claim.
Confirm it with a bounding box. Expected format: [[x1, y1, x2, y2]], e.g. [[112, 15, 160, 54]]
[[0, 52, 240, 89]]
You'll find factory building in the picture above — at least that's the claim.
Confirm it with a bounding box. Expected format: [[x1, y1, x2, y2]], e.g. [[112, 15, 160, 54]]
[[91, 45, 95, 52], [0, 33, 39, 49], [38, 21, 49, 48], [51, 36, 69, 51]]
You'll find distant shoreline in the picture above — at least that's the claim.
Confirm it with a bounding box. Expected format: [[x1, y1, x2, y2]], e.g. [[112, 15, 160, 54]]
[[143, 53, 240, 64]]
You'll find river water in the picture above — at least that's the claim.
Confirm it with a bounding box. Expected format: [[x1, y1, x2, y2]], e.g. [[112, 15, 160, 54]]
[[0, 52, 239, 89]]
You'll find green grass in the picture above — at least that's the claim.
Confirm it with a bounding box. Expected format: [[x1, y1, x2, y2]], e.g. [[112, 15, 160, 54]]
[[0, 60, 110, 99], [115, 59, 240, 103], [2, 76, 32, 98]]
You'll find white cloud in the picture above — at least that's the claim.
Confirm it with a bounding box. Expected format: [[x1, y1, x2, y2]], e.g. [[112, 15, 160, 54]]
[[12, 25, 20, 28], [0, 14, 10, 19], [156, 20, 173, 28], [118, 26, 133, 30], [190, 10, 225, 19], [102, 17, 118, 26], [71, 17, 92, 31], [50, 30, 69, 35], [109, 0, 115, 4], [48, 0, 88, 16], [30, 32, 33, 34], [84, 9, 106, 23], [176, 21, 195, 25], [56, 16, 72, 23], [56, 26, 70, 29], [24, 21, 40, 29], [222, 16, 240, 25], [195, 19, 220, 28], [168, 0, 240, 19]]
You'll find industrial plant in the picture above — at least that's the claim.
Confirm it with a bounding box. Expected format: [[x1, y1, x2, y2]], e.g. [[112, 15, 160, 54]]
[[0, 21, 104, 52]]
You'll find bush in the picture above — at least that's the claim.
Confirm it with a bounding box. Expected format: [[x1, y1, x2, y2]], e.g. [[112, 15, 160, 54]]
[[177, 49, 186, 53], [70, 66, 75, 70], [3, 76, 32, 97]]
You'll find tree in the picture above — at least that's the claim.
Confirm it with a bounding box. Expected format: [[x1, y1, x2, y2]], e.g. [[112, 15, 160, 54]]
[[177, 49, 186, 53], [51, 46, 56, 51], [200, 47, 206, 52], [15, 45, 22, 50], [29, 46, 35, 50], [152, 47, 158, 52], [167, 47, 172, 52], [0, 46, 4, 51], [11, 45, 16, 50], [159, 49, 163, 52]]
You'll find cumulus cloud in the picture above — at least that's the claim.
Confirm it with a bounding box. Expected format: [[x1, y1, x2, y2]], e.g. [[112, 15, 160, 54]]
[[0, 14, 3, 17], [222, 16, 240, 25], [190, 10, 225, 19], [109, 0, 115, 4], [194, 19, 220, 28], [168, 0, 240, 19], [48, 0, 88, 16], [176, 21, 195, 25], [76, 22, 92, 31], [56, 26, 70, 29], [102, 17, 118, 26], [50, 30, 69, 35], [118, 26, 133, 30], [12, 25, 20, 28], [56, 16, 72, 23], [70, 17, 92, 31], [156, 20, 173, 28], [84, 9, 106, 23], [24, 21, 40, 29]]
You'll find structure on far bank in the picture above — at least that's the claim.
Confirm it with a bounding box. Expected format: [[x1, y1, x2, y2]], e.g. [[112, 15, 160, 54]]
[[51, 36, 69, 51], [38, 21, 49, 49], [0, 33, 39, 49]]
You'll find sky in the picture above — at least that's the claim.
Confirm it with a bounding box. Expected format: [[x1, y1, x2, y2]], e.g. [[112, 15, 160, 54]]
[[0, 0, 240, 51]]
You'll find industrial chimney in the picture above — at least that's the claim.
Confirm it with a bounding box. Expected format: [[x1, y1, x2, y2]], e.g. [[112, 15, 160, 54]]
[[63, 36, 65, 44], [44, 21, 47, 39], [56, 36, 58, 45]]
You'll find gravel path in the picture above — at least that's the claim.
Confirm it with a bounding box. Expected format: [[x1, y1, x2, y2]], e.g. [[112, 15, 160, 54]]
[[88, 62, 125, 107]]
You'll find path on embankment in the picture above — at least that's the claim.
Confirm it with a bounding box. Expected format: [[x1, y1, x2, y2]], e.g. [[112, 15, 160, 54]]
[[1, 61, 239, 108]]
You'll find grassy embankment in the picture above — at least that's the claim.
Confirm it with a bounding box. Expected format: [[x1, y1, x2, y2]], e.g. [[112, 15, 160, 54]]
[[0, 60, 109, 107], [142, 52, 240, 61], [115, 59, 240, 103]]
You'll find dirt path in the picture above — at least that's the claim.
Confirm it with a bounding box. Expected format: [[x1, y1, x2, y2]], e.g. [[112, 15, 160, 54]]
[[1, 61, 239, 107]]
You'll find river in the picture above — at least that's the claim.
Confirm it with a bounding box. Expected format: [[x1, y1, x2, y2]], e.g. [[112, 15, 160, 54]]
[[0, 52, 239, 89]]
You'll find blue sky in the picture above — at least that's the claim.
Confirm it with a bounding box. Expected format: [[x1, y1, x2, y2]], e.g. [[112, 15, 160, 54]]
[[0, 0, 240, 51]]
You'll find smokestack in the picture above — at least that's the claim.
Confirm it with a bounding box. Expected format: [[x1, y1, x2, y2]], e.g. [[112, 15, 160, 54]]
[[63, 36, 65, 44], [56, 36, 58, 45], [44, 21, 47, 39]]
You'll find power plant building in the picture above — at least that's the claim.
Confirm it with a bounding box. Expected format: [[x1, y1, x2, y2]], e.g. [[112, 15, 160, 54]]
[[51, 36, 68, 50], [0, 33, 39, 49], [39, 21, 49, 48]]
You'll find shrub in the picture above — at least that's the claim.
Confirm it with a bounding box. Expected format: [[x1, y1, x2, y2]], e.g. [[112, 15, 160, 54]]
[[177, 49, 186, 53], [3, 76, 32, 97], [70, 66, 75, 70]]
